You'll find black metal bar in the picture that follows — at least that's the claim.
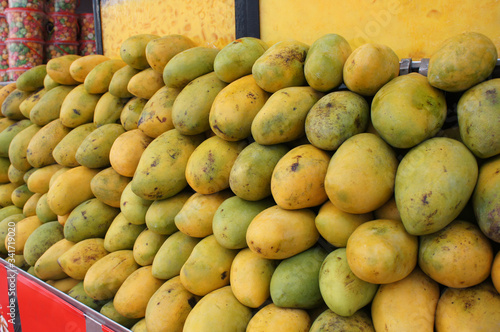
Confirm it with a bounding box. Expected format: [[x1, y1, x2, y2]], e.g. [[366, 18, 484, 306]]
[[92, 0, 104, 55], [235, 0, 260, 39]]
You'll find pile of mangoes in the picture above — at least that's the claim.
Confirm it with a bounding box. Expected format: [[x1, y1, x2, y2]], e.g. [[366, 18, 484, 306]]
[[0, 30, 499, 332]]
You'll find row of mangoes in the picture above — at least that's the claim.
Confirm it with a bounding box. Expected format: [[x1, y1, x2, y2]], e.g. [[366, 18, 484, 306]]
[[0, 29, 499, 332]]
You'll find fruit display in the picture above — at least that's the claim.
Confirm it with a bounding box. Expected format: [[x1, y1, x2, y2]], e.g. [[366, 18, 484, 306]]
[[0, 30, 499, 332]]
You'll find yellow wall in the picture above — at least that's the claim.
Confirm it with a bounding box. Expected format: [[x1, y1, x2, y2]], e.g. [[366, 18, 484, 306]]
[[100, 0, 235, 59], [259, 0, 500, 60]]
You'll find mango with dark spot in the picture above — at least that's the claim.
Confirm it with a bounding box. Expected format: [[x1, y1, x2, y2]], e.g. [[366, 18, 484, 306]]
[[90, 167, 131, 208], [304, 33, 352, 92], [131, 128, 204, 200], [27, 118, 71, 168], [0, 118, 32, 157], [252, 39, 309, 93], [151, 231, 200, 280], [34, 238, 74, 280], [19, 88, 47, 119], [114, 266, 165, 319], [137, 86, 181, 138], [251, 86, 323, 145], [214, 37, 268, 83], [46, 54, 81, 85], [145, 275, 200, 332], [120, 97, 148, 131], [59, 84, 102, 128], [133, 229, 168, 266], [16, 65, 47, 92], [271, 144, 330, 210], [458, 78, 500, 158], [1, 88, 32, 120], [395, 137, 478, 235], [57, 238, 109, 280], [473, 155, 500, 242], [30, 85, 75, 126], [0, 83, 18, 105], [75, 123, 125, 169], [319, 248, 378, 317], [63, 198, 120, 243], [53, 123, 96, 167], [93, 91, 130, 127], [427, 32, 497, 92], [11, 183, 34, 208], [180, 235, 238, 296], [104, 212, 146, 252], [120, 34, 160, 70], [185, 135, 246, 195], [209, 74, 270, 141]]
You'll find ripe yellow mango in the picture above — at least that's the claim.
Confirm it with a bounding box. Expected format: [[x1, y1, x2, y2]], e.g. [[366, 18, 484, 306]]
[[34, 238, 74, 280], [46, 55, 81, 85], [145, 34, 196, 73], [69, 54, 111, 83], [137, 86, 181, 138], [57, 238, 109, 280], [26, 119, 70, 168]]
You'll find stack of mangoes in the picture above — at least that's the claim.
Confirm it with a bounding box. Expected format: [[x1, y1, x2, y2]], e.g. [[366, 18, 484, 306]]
[[0, 30, 499, 332]]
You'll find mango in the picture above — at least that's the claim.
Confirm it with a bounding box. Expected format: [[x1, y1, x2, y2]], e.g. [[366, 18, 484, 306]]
[[34, 238, 74, 280], [163, 46, 220, 89], [27, 119, 70, 168], [310, 309, 375, 332], [46, 54, 81, 85], [319, 248, 378, 317], [145, 34, 196, 73], [128, 67, 164, 99], [69, 54, 111, 83], [23, 193, 40, 216], [75, 123, 125, 169], [180, 235, 238, 296], [103, 212, 146, 252], [131, 319, 147, 332], [120, 34, 160, 69], [371, 72, 447, 149], [346, 219, 418, 284], [395, 137, 478, 235], [57, 238, 109, 280], [145, 275, 200, 332], [132, 229, 167, 266], [473, 156, 500, 242], [16, 65, 47, 92], [84, 59, 127, 94], [145, 190, 191, 235], [214, 37, 268, 83], [0, 182, 17, 206], [305, 91, 369, 150], [229, 142, 289, 201], [100, 301, 141, 328], [68, 281, 108, 311], [1, 88, 32, 120], [108, 65, 141, 98], [83, 250, 140, 300], [0, 119, 32, 157], [151, 231, 200, 280], [343, 43, 399, 96], [63, 198, 120, 243], [19, 88, 47, 119], [457, 78, 500, 158], [0, 157, 9, 183], [304, 33, 352, 92], [373, 197, 401, 221], [46, 278, 80, 293], [209, 74, 270, 141], [174, 190, 233, 238], [109, 129, 152, 177], [26, 164, 65, 194], [251, 86, 324, 145], [131, 128, 204, 200], [246, 303, 311, 332], [59, 84, 102, 128], [252, 39, 309, 93], [43, 73, 61, 90], [0, 83, 17, 105], [113, 265, 164, 319], [419, 219, 493, 288], [93, 91, 130, 127], [428, 32, 498, 92], [171, 71, 228, 135], [47, 166, 100, 216], [315, 200, 372, 248], [137, 86, 181, 138], [185, 136, 246, 194], [120, 182, 153, 225], [492, 252, 500, 293], [371, 267, 439, 332], [11, 183, 34, 208], [29, 85, 75, 126], [8, 123, 41, 172], [35, 193, 57, 223], [183, 286, 252, 332], [52, 123, 97, 167], [213, 196, 274, 249], [0, 213, 25, 255], [435, 281, 500, 331], [120, 96, 147, 130], [8, 215, 42, 254], [90, 167, 130, 208], [246, 205, 319, 260], [325, 133, 398, 214]]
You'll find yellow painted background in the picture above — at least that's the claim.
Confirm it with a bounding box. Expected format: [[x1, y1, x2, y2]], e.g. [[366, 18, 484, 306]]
[[100, 0, 500, 60]]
